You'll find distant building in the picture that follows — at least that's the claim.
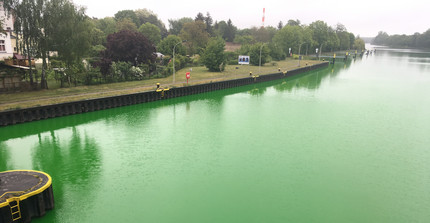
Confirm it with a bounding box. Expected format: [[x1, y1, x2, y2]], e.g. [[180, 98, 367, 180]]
[[0, 2, 15, 60]]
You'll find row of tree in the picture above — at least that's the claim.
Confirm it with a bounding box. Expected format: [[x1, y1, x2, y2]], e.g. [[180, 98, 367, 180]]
[[3, 0, 92, 88], [373, 30, 430, 49], [2, 0, 366, 89]]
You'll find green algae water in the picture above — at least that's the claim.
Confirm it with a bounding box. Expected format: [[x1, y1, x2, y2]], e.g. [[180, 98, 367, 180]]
[[1, 46, 430, 222]]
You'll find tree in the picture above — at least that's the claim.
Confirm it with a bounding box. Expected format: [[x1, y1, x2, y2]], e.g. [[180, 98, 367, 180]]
[[138, 22, 161, 45], [168, 17, 193, 35], [215, 19, 237, 42], [224, 19, 237, 42], [103, 30, 156, 66], [373, 31, 389, 45], [134, 9, 167, 38], [179, 21, 209, 55], [204, 12, 214, 36], [337, 31, 351, 50], [91, 27, 105, 46], [195, 12, 205, 22], [116, 18, 138, 32], [201, 37, 226, 72], [249, 26, 276, 43], [326, 28, 340, 51], [93, 17, 117, 37], [114, 10, 139, 27], [309, 20, 329, 52], [287, 19, 301, 26], [248, 43, 270, 66], [234, 35, 255, 45], [277, 21, 283, 30], [3, 0, 42, 86], [353, 38, 365, 51], [157, 35, 185, 56], [273, 25, 304, 56]]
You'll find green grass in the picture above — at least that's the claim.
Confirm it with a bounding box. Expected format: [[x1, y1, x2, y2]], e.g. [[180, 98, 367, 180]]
[[0, 59, 321, 112]]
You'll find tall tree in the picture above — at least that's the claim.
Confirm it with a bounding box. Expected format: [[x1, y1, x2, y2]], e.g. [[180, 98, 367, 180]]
[[168, 17, 193, 35], [204, 12, 214, 36], [195, 12, 205, 22], [134, 9, 167, 38], [116, 18, 138, 32], [114, 10, 139, 27], [278, 21, 284, 30], [93, 17, 117, 37], [3, 0, 42, 86], [179, 21, 209, 55], [273, 25, 304, 56], [287, 19, 301, 26], [138, 22, 161, 45], [215, 19, 237, 42], [157, 35, 186, 56], [224, 19, 237, 42], [309, 20, 329, 52]]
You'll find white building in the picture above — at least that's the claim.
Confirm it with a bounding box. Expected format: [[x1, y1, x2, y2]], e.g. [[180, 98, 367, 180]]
[[0, 2, 15, 60]]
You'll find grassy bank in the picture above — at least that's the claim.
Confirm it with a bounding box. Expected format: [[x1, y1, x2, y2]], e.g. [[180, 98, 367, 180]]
[[0, 59, 321, 112]]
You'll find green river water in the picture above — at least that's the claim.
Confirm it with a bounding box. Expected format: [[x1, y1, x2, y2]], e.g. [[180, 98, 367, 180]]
[[1, 46, 430, 222]]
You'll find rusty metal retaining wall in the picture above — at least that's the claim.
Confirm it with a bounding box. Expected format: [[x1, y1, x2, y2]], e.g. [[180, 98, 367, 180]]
[[0, 62, 328, 127]]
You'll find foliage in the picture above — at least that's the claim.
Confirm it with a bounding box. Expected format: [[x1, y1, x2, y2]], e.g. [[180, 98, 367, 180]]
[[214, 19, 237, 42], [157, 35, 186, 56], [116, 18, 138, 32], [89, 45, 106, 58], [353, 38, 365, 51], [373, 30, 430, 49], [111, 61, 143, 81], [134, 9, 167, 38], [101, 30, 156, 75], [287, 19, 301, 26], [114, 10, 139, 26], [168, 17, 193, 35], [248, 26, 277, 43], [273, 25, 304, 56], [179, 21, 209, 55], [138, 22, 161, 45], [201, 37, 226, 72], [93, 17, 117, 37], [326, 28, 340, 51], [277, 21, 283, 30], [309, 20, 329, 48], [268, 42, 286, 61], [91, 27, 105, 46], [234, 35, 255, 45], [239, 43, 270, 66]]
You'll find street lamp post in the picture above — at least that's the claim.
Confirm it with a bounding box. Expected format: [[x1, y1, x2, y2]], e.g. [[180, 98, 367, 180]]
[[172, 40, 185, 84], [298, 43, 303, 67], [259, 43, 266, 74], [318, 43, 324, 61]]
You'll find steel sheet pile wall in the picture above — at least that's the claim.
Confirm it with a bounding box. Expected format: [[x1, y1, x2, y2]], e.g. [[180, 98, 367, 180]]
[[0, 62, 328, 126]]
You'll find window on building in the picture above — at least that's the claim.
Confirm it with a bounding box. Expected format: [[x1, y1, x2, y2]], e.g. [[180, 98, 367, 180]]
[[0, 40, 5, 52]]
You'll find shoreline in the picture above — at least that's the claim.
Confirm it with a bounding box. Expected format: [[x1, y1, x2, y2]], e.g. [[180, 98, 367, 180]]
[[0, 61, 328, 127]]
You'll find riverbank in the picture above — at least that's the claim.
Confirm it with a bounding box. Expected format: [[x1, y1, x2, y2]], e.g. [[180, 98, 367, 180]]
[[0, 60, 321, 112], [0, 61, 328, 126]]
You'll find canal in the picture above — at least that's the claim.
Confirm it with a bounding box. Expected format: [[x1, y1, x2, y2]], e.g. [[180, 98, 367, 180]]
[[1, 46, 429, 222]]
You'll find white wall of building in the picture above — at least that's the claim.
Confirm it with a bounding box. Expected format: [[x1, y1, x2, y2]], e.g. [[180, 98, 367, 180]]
[[0, 2, 14, 60]]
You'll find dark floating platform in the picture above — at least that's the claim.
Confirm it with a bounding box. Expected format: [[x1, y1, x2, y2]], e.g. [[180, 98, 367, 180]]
[[0, 170, 54, 223]]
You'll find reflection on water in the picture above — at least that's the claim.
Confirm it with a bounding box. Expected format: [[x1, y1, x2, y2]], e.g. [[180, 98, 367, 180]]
[[0, 126, 102, 222]]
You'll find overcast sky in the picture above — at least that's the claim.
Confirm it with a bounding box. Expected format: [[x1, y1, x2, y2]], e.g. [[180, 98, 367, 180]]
[[73, 0, 430, 37]]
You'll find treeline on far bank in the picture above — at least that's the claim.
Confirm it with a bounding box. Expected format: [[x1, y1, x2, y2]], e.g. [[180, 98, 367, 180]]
[[373, 30, 430, 49], [1, 0, 366, 91]]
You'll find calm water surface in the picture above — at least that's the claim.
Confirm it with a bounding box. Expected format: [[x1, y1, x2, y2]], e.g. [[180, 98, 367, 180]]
[[1, 46, 430, 222]]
